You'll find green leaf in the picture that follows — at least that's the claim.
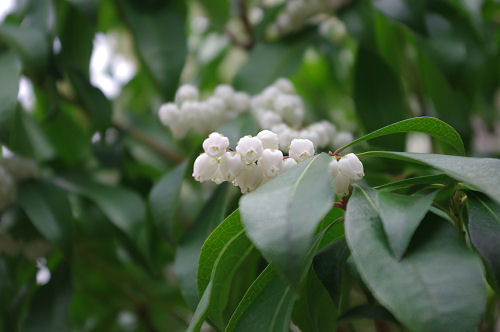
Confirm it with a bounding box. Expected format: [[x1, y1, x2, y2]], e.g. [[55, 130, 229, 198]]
[[188, 210, 253, 331], [292, 269, 337, 332], [337, 117, 465, 155], [226, 265, 295, 332], [117, 0, 187, 99], [468, 195, 500, 289], [374, 173, 452, 190], [202, 0, 230, 31], [234, 35, 310, 93], [9, 108, 55, 161], [376, 191, 437, 259], [18, 182, 73, 251], [313, 238, 349, 306], [338, 304, 398, 324], [54, 176, 145, 242], [345, 187, 485, 332], [353, 47, 407, 151], [0, 50, 21, 140], [174, 183, 229, 309], [359, 151, 500, 205], [67, 70, 112, 131], [239, 153, 334, 287], [149, 161, 187, 241]]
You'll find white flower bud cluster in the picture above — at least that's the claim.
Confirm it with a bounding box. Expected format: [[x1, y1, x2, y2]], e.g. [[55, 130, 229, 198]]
[[329, 153, 364, 198], [268, 0, 345, 36], [251, 78, 351, 152], [192, 131, 320, 193], [158, 84, 251, 139]]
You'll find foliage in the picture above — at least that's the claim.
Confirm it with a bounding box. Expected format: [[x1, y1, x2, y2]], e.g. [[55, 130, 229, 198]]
[[1, 0, 500, 331]]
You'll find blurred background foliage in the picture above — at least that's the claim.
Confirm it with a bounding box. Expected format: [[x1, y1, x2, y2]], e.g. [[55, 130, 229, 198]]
[[0, 0, 499, 331]]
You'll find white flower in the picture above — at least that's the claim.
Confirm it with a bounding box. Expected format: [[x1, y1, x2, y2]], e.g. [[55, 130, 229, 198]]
[[236, 135, 263, 164], [219, 151, 244, 181], [257, 130, 279, 150], [256, 110, 283, 130], [299, 129, 319, 148], [211, 168, 225, 184], [260, 86, 280, 108], [329, 157, 339, 177], [214, 84, 234, 106], [334, 131, 353, 149], [273, 78, 295, 94], [338, 153, 364, 180], [258, 149, 283, 178], [175, 84, 199, 104], [202, 132, 229, 158], [235, 163, 263, 193], [289, 138, 315, 162], [192, 153, 218, 182], [333, 173, 350, 198], [282, 157, 297, 172], [274, 94, 304, 127], [158, 103, 188, 138], [230, 92, 251, 114], [272, 124, 297, 152]]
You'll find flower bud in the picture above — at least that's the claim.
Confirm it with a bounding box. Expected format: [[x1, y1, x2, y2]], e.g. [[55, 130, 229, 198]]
[[192, 153, 218, 182], [289, 138, 314, 162], [273, 78, 295, 94], [282, 157, 297, 172], [175, 84, 199, 105], [256, 110, 283, 130], [235, 163, 263, 193], [257, 130, 279, 150], [333, 173, 350, 198], [219, 151, 244, 181], [299, 129, 319, 148], [230, 92, 250, 114], [236, 136, 264, 164], [258, 149, 283, 178], [158, 103, 188, 138], [338, 153, 364, 180], [329, 158, 339, 177], [214, 84, 234, 106], [202, 132, 229, 158]]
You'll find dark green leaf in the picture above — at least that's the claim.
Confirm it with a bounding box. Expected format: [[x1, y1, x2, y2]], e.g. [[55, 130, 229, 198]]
[[239, 153, 334, 287], [374, 174, 452, 190], [359, 151, 500, 205], [149, 161, 187, 241], [345, 187, 485, 332], [0, 50, 21, 140], [18, 182, 73, 251], [174, 183, 229, 309], [338, 304, 398, 324], [188, 210, 252, 330], [117, 0, 187, 99], [337, 117, 465, 155], [67, 70, 112, 131], [234, 36, 310, 93], [468, 195, 500, 289], [292, 269, 337, 332], [313, 238, 349, 306], [202, 0, 230, 31], [353, 47, 407, 150], [376, 191, 437, 259]]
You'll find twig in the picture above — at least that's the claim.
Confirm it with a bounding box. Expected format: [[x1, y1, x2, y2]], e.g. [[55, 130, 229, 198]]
[[238, 0, 254, 49]]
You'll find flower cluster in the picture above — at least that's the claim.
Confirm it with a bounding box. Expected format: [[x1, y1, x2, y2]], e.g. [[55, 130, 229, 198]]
[[192, 131, 365, 197], [329, 153, 364, 197], [158, 84, 250, 138], [268, 0, 346, 36], [192, 131, 316, 193], [251, 78, 351, 152]]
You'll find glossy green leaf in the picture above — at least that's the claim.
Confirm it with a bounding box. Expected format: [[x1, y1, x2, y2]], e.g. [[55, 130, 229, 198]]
[[188, 211, 252, 331], [353, 47, 407, 150], [0, 50, 21, 139], [468, 195, 500, 288], [174, 183, 229, 309], [374, 174, 452, 190], [234, 36, 310, 93], [9, 108, 55, 161], [226, 265, 295, 332], [149, 161, 187, 241], [313, 238, 349, 306], [292, 269, 337, 332], [18, 182, 73, 251], [67, 70, 112, 131], [337, 117, 465, 155], [117, 0, 187, 99], [345, 187, 485, 332], [239, 153, 334, 287], [54, 176, 145, 242], [202, 0, 230, 31], [359, 151, 500, 204], [376, 191, 437, 259], [338, 304, 398, 324]]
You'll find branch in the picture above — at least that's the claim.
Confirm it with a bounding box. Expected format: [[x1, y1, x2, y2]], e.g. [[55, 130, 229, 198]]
[[238, 0, 254, 49]]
